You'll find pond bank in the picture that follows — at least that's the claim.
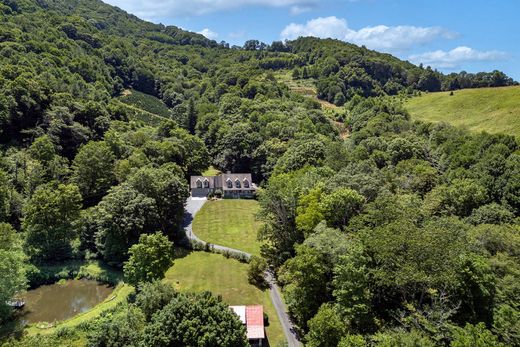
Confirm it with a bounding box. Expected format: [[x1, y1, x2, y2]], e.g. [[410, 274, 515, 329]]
[[28, 260, 123, 288]]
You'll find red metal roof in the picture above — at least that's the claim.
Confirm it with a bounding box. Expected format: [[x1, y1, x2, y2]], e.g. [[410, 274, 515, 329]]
[[245, 305, 265, 340]]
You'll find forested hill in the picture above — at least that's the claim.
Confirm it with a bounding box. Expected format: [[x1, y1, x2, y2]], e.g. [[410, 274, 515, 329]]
[[2, 0, 215, 45], [1, 0, 517, 146]]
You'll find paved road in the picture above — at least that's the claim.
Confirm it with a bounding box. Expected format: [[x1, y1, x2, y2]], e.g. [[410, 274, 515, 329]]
[[184, 197, 301, 347]]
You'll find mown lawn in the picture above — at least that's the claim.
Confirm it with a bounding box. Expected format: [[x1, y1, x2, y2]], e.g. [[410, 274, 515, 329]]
[[164, 250, 285, 346], [192, 200, 263, 256], [405, 86, 520, 137]]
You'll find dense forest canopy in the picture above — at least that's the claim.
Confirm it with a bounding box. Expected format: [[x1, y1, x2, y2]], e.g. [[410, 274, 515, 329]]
[[0, 0, 519, 346]]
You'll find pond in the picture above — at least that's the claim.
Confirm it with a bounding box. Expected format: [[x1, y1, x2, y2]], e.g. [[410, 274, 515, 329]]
[[20, 279, 114, 324]]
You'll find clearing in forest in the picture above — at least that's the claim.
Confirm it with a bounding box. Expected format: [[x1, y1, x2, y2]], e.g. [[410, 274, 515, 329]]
[[164, 250, 285, 346]]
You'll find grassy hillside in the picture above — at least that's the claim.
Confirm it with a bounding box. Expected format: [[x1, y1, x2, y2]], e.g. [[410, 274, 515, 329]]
[[118, 90, 171, 118], [116, 90, 173, 125], [405, 86, 520, 137]]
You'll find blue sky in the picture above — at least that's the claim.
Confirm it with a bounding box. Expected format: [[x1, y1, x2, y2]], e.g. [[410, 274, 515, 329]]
[[103, 0, 519, 80]]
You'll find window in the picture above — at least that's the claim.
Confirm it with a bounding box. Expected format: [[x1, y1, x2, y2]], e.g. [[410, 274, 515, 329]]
[[227, 179, 233, 189], [196, 179, 202, 189], [235, 179, 241, 188], [243, 179, 250, 188], [203, 179, 210, 188]]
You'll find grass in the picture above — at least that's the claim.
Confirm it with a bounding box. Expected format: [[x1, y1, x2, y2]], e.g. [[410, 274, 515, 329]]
[[25, 283, 134, 336], [202, 166, 221, 176], [273, 70, 338, 110], [113, 99, 171, 126], [164, 250, 285, 346], [192, 200, 263, 256], [405, 86, 520, 137], [119, 89, 171, 118]]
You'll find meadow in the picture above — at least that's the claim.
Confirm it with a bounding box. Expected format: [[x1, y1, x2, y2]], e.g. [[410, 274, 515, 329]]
[[405, 86, 520, 137]]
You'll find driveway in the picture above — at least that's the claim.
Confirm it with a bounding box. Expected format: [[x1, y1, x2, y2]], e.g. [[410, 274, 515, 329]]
[[183, 196, 207, 241], [182, 197, 302, 346]]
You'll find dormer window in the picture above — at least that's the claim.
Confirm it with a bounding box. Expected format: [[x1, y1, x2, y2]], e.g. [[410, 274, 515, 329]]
[[203, 179, 210, 188], [196, 179, 202, 189], [243, 179, 250, 188], [227, 179, 233, 189], [235, 179, 241, 188]]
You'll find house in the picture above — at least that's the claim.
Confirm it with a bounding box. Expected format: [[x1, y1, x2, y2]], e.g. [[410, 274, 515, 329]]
[[230, 305, 265, 346], [190, 172, 257, 198]]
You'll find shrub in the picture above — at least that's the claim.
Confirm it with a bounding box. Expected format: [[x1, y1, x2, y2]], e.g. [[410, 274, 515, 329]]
[[248, 256, 268, 287]]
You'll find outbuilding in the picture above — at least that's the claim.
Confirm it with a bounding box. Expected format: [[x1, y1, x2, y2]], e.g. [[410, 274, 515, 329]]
[[230, 305, 265, 346]]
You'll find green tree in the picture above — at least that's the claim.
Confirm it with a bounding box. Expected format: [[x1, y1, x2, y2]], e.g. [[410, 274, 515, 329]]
[[365, 217, 470, 304], [306, 304, 346, 347], [0, 223, 27, 322], [295, 183, 325, 237], [492, 304, 520, 346], [141, 292, 248, 346], [372, 329, 436, 347], [87, 305, 145, 347], [72, 141, 116, 203], [333, 240, 373, 331], [135, 281, 177, 321], [451, 323, 504, 347], [338, 335, 366, 347], [123, 233, 174, 286], [467, 203, 514, 225], [0, 169, 9, 222], [23, 184, 82, 261], [95, 184, 159, 265], [247, 256, 268, 288], [28, 135, 56, 163], [320, 188, 365, 229], [279, 244, 330, 329], [127, 166, 188, 239], [186, 98, 197, 135], [424, 179, 487, 217]]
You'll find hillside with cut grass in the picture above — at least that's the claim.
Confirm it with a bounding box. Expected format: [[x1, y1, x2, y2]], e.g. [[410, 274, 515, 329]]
[[116, 90, 173, 125], [405, 86, 520, 137]]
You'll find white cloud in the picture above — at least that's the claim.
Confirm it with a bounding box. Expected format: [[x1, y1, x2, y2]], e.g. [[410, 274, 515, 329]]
[[289, 5, 313, 15], [104, 0, 319, 19], [197, 28, 219, 40], [409, 46, 509, 69], [280, 16, 456, 52]]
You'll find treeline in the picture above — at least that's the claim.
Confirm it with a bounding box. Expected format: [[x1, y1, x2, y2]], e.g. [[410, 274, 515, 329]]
[[258, 97, 520, 346], [236, 37, 517, 106], [287, 38, 516, 105]]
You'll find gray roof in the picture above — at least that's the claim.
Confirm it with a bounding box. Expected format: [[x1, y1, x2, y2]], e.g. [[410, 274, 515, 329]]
[[190, 173, 255, 191], [221, 173, 254, 191], [190, 175, 217, 189]]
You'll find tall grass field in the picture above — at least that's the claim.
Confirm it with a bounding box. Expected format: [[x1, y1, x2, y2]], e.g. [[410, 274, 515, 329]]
[[405, 86, 520, 137]]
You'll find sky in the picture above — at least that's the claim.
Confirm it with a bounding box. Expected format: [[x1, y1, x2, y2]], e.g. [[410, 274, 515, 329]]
[[103, 0, 520, 80]]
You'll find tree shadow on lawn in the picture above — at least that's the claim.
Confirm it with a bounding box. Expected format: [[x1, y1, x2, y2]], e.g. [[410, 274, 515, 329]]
[[172, 247, 192, 261]]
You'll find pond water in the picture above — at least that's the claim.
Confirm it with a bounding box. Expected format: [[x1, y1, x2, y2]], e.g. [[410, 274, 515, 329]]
[[20, 279, 114, 324]]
